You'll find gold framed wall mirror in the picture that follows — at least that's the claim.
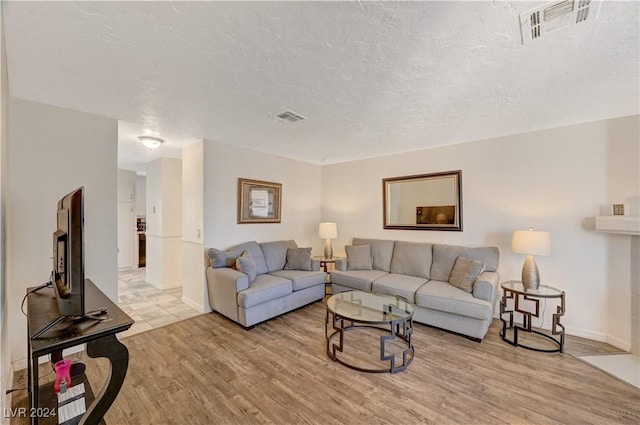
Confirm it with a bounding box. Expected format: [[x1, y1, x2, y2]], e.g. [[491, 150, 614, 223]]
[[383, 170, 462, 231], [238, 178, 282, 224]]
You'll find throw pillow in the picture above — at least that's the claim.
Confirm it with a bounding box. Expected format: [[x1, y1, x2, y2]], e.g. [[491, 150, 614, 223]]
[[345, 244, 373, 270], [284, 247, 313, 271], [208, 248, 243, 268], [448, 256, 484, 293], [236, 251, 257, 283]]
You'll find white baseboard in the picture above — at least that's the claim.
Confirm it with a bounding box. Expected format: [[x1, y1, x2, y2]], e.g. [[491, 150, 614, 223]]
[[181, 296, 211, 314], [606, 335, 632, 352], [148, 280, 182, 291], [564, 325, 608, 342], [493, 313, 631, 351], [557, 325, 630, 351]]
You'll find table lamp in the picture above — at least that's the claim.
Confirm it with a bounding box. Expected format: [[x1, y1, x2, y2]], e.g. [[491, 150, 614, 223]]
[[511, 228, 551, 290], [319, 222, 338, 259]]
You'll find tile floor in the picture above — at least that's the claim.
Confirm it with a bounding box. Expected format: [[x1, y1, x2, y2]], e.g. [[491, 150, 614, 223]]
[[117, 268, 202, 339], [579, 353, 640, 389]]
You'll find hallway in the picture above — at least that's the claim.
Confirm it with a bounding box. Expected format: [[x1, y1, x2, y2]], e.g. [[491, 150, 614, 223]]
[[117, 268, 201, 338]]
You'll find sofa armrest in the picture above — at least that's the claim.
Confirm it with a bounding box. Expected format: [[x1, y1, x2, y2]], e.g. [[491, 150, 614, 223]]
[[311, 259, 321, 271], [335, 257, 347, 271], [473, 271, 499, 305], [206, 267, 250, 322]]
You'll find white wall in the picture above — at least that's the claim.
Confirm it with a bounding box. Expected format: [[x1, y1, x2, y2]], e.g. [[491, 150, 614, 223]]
[[7, 98, 118, 365], [0, 8, 10, 422], [117, 169, 136, 202], [203, 140, 322, 252], [181, 142, 206, 311], [322, 115, 640, 348], [135, 174, 146, 217], [146, 157, 182, 289], [117, 169, 137, 268]]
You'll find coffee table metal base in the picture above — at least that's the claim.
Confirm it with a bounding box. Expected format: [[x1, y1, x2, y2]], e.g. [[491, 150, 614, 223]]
[[325, 310, 414, 373]]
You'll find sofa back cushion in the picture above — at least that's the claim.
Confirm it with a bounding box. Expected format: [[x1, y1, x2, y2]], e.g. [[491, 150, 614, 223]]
[[390, 241, 433, 279], [431, 244, 499, 282], [353, 238, 395, 272], [228, 241, 269, 275], [260, 240, 298, 273]]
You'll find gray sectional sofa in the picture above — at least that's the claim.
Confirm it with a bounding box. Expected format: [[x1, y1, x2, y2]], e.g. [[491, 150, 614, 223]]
[[331, 238, 500, 340], [206, 240, 326, 328]]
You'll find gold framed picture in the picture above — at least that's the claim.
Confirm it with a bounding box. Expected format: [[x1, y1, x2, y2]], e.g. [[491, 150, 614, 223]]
[[612, 204, 625, 216], [238, 178, 282, 224]]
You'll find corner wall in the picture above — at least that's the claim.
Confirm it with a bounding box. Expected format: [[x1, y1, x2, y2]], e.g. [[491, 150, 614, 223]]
[[604, 117, 640, 350], [145, 157, 182, 289], [0, 6, 10, 422], [321, 115, 640, 348], [7, 98, 118, 366], [203, 140, 322, 255], [181, 142, 206, 311]]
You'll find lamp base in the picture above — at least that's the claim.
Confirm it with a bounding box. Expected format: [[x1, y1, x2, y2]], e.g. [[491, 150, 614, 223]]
[[522, 255, 540, 290], [323, 239, 333, 260]]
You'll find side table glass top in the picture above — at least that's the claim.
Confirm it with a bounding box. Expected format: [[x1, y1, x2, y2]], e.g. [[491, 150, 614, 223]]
[[327, 290, 413, 323], [501, 280, 563, 298], [313, 256, 342, 262]]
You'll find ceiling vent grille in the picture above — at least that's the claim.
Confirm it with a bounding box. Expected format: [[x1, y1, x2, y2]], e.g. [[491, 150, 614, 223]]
[[520, 0, 600, 44], [275, 110, 307, 123]]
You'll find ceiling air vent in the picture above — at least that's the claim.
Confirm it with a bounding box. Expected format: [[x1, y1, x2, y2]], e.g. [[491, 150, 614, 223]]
[[274, 110, 307, 123], [519, 0, 601, 45]]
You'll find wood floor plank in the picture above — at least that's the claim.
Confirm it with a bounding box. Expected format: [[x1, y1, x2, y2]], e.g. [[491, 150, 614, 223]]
[[11, 300, 640, 425]]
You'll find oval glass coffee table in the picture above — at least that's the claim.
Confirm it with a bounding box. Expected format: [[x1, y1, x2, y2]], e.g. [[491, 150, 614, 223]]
[[325, 290, 414, 373]]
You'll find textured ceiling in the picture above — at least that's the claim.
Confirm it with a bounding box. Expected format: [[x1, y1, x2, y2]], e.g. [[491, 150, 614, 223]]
[[3, 1, 639, 170]]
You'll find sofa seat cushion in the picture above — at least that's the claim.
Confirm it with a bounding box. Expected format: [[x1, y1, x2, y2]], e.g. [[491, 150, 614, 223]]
[[371, 274, 428, 304], [415, 280, 493, 320], [237, 274, 293, 308], [270, 270, 326, 291], [331, 270, 388, 291]]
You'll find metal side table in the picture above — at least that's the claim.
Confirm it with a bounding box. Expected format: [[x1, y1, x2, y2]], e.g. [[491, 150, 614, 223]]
[[499, 281, 565, 353]]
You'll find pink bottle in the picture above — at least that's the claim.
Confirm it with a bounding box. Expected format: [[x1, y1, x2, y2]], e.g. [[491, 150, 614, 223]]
[[54, 359, 72, 393]]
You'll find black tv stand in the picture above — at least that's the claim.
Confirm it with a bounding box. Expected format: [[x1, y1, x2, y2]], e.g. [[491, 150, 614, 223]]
[[30, 315, 67, 340], [31, 309, 109, 340], [26, 279, 133, 425]]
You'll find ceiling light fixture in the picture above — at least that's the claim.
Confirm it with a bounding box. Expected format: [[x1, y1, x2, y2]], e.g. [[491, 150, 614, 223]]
[[138, 136, 164, 150]]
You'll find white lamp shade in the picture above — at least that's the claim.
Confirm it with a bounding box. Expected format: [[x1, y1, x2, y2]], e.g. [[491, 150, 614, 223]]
[[511, 229, 551, 256], [318, 222, 338, 239]]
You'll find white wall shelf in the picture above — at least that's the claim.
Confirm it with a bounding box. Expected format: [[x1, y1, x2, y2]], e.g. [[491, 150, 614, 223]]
[[595, 216, 640, 235]]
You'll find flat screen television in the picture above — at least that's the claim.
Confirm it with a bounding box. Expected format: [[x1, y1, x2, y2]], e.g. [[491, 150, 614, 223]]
[[52, 186, 85, 317]]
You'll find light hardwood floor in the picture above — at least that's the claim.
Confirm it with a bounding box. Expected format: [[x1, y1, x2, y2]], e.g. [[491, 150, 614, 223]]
[[12, 300, 640, 425]]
